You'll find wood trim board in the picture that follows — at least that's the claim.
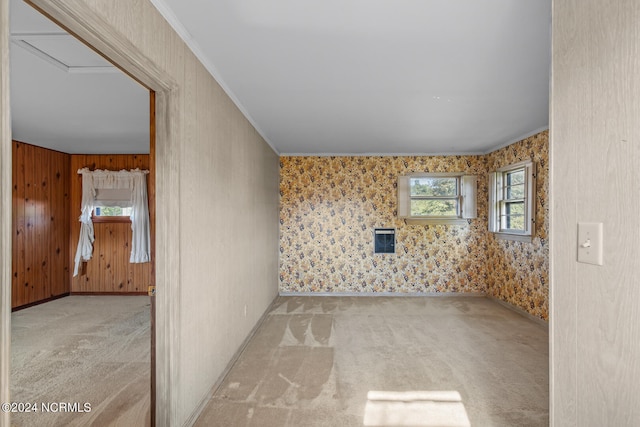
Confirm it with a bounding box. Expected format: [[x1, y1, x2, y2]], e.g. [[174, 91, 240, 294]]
[[1, 0, 12, 422]]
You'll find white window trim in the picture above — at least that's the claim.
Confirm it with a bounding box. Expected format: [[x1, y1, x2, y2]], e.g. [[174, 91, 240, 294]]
[[489, 160, 536, 241], [398, 173, 477, 225]]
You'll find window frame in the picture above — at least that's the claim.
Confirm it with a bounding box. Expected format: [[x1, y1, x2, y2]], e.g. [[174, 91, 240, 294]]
[[489, 160, 536, 241], [409, 174, 461, 218], [91, 205, 132, 223], [398, 173, 477, 225], [90, 187, 134, 223]]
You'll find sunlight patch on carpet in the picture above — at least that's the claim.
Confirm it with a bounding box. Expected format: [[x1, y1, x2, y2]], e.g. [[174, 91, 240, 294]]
[[363, 390, 470, 427]]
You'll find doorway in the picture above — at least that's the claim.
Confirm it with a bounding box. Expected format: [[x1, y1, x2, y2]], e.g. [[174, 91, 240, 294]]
[[6, 0, 156, 424]]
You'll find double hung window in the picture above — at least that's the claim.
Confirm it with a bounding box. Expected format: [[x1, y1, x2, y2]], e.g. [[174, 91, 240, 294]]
[[398, 174, 477, 224], [489, 160, 535, 239], [409, 176, 460, 217]]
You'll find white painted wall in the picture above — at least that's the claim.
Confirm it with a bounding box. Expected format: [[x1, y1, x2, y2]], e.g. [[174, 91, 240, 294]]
[[551, 0, 640, 425]]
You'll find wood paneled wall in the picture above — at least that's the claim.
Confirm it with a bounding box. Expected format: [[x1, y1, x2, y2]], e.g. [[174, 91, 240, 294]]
[[69, 154, 151, 293], [12, 141, 70, 309], [11, 145, 152, 306]]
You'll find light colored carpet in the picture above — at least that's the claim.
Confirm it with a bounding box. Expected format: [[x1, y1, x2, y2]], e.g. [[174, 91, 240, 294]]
[[196, 296, 549, 427], [10, 295, 150, 427]]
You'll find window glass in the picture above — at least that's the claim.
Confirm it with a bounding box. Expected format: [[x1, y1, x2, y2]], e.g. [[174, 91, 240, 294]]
[[94, 206, 132, 217], [505, 170, 525, 199], [410, 177, 458, 197], [502, 201, 525, 231], [411, 199, 458, 216]]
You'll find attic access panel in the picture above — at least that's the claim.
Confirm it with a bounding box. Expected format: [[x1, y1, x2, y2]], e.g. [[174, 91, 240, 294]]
[[11, 33, 117, 73], [374, 228, 395, 254]]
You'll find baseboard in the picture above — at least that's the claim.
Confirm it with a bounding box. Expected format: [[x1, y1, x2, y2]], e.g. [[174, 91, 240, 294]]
[[70, 292, 148, 296], [488, 296, 548, 329], [11, 292, 70, 312], [278, 291, 487, 297], [182, 293, 281, 427]]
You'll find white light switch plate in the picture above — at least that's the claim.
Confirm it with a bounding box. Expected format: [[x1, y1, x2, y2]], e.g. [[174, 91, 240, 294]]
[[577, 222, 603, 265]]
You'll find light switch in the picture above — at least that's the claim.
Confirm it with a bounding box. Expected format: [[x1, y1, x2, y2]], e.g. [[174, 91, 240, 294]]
[[577, 222, 603, 265]]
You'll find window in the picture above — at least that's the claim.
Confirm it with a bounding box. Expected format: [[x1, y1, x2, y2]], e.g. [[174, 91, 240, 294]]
[[398, 174, 477, 224], [91, 188, 133, 222], [410, 176, 459, 216], [489, 160, 535, 240]]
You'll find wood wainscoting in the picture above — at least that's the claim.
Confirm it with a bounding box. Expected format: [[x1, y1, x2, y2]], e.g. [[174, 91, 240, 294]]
[[12, 141, 70, 309], [69, 154, 151, 293]]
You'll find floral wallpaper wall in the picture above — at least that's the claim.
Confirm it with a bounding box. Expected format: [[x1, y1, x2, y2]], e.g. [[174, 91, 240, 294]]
[[485, 131, 549, 320], [279, 131, 549, 320], [279, 156, 488, 294]]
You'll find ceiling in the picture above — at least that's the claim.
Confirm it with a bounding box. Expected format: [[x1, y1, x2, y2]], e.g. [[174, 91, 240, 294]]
[[10, 0, 551, 155], [9, 0, 150, 154], [151, 0, 551, 155]]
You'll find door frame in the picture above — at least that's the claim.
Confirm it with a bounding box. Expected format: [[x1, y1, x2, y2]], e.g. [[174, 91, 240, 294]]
[[1, 1, 182, 425], [1, 0, 12, 425]]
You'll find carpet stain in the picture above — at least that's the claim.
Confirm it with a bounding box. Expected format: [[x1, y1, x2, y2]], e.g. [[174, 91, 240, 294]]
[[200, 296, 548, 427]]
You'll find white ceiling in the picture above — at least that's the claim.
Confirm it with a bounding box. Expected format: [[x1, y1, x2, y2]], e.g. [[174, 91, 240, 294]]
[[9, 0, 551, 156], [152, 0, 551, 155], [9, 0, 150, 154]]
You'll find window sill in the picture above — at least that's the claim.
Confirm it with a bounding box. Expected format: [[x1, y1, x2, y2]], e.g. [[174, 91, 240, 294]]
[[92, 216, 131, 224], [493, 232, 532, 243], [404, 218, 469, 226]]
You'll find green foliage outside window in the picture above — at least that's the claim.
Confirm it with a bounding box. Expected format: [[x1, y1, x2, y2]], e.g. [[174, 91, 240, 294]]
[[503, 202, 525, 230], [411, 199, 458, 216], [410, 177, 459, 217], [94, 206, 132, 217], [410, 177, 457, 197], [501, 169, 526, 230]]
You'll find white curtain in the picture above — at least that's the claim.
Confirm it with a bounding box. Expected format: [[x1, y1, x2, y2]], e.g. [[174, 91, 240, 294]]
[[73, 168, 151, 276], [73, 171, 96, 276], [130, 172, 151, 263]]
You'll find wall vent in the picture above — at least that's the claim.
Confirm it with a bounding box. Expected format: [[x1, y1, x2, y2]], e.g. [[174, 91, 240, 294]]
[[374, 228, 395, 254]]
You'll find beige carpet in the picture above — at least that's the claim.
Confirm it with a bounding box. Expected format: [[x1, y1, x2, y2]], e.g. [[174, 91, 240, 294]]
[[10, 295, 151, 427], [196, 296, 548, 427], [10, 295, 548, 426]]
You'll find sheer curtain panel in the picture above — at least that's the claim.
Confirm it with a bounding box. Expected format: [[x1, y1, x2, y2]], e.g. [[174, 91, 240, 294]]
[[130, 172, 151, 263], [73, 171, 96, 276], [73, 168, 151, 276]]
